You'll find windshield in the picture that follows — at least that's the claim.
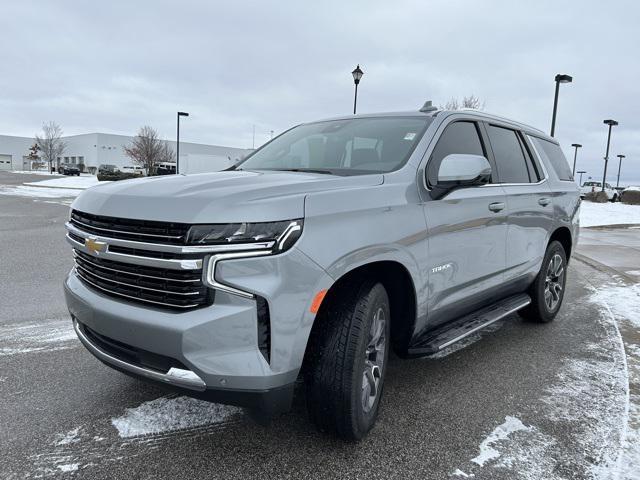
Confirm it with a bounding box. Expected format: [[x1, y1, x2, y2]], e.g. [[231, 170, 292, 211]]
[[238, 117, 431, 175]]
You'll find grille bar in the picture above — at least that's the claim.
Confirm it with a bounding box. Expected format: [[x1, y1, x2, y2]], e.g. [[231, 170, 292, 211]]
[[72, 249, 212, 311], [75, 264, 200, 296], [70, 210, 190, 245], [75, 269, 202, 309], [73, 251, 199, 283]]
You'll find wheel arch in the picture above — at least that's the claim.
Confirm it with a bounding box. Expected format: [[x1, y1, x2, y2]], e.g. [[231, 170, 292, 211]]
[[548, 226, 573, 261], [303, 260, 418, 364]]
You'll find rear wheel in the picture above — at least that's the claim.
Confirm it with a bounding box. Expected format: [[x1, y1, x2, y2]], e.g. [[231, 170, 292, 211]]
[[304, 279, 390, 440], [520, 240, 567, 323]]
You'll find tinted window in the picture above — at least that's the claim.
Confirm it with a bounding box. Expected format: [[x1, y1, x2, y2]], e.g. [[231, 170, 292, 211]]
[[487, 126, 530, 183], [530, 136, 573, 181], [239, 117, 431, 175], [427, 121, 485, 186]]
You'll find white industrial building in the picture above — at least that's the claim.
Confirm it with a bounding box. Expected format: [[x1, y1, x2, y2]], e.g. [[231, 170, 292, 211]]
[[0, 132, 252, 173]]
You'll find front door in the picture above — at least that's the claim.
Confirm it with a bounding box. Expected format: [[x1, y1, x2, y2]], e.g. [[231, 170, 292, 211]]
[[421, 119, 508, 329]]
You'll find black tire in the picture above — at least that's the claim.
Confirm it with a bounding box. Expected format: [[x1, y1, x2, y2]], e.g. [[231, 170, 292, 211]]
[[304, 279, 390, 440], [520, 240, 567, 323]]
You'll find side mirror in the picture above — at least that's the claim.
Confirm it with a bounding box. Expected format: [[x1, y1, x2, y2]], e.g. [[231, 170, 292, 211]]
[[432, 154, 492, 199]]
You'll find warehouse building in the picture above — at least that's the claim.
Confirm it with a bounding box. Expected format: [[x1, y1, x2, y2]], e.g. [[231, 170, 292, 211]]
[[0, 132, 252, 173]]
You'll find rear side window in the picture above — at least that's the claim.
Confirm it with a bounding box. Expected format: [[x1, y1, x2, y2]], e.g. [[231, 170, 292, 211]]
[[427, 121, 486, 187], [530, 136, 574, 181], [487, 125, 530, 183]]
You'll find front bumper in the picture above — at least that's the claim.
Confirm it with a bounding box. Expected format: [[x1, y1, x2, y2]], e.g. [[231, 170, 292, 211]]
[[64, 246, 334, 412]]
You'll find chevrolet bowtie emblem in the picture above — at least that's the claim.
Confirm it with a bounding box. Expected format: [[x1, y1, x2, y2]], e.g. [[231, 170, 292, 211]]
[[85, 237, 107, 255]]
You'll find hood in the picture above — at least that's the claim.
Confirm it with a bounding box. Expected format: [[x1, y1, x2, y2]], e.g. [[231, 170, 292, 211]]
[[71, 170, 383, 223]]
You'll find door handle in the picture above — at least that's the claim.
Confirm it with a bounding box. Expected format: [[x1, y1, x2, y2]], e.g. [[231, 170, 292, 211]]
[[538, 197, 551, 206], [488, 202, 505, 212]]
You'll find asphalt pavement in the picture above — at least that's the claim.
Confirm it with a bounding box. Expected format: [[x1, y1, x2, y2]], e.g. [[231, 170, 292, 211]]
[[0, 171, 637, 479]]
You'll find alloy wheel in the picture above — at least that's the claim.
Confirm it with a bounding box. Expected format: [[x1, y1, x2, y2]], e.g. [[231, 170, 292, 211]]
[[361, 306, 386, 413], [544, 253, 564, 311]]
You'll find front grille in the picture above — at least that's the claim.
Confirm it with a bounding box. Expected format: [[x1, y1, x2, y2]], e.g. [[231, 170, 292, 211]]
[[70, 210, 190, 245], [73, 250, 213, 310]]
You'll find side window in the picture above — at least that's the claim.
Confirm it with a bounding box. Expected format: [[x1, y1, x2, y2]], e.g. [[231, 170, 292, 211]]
[[427, 121, 485, 187], [487, 125, 530, 183], [529, 136, 573, 181]]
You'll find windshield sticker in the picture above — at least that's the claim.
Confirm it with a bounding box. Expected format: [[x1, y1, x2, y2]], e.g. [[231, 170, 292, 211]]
[[404, 132, 416, 141]]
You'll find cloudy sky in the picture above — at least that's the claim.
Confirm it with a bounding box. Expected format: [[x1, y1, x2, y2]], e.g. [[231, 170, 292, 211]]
[[2, 0, 639, 183]]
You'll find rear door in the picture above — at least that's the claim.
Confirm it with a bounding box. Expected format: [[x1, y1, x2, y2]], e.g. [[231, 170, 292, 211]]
[[421, 119, 508, 327], [483, 123, 554, 283]]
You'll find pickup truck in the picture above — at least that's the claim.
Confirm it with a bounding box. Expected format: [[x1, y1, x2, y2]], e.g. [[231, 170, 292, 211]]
[[64, 105, 579, 439], [580, 181, 617, 201]]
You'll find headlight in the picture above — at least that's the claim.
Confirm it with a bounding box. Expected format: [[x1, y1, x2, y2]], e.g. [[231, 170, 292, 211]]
[[186, 219, 303, 252]]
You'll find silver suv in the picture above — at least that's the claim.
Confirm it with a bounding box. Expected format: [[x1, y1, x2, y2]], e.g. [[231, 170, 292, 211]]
[[64, 105, 579, 439]]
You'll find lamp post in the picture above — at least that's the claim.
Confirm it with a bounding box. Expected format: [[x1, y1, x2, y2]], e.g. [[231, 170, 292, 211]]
[[176, 111, 189, 174], [577, 170, 587, 186], [570, 143, 582, 176], [601, 119, 618, 191], [550, 74, 572, 137], [351, 64, 364, 114], [616, 154, 626, 188]]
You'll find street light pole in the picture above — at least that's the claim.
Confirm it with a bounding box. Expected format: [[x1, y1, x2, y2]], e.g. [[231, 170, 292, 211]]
[[176, 111, 189, 174], [550, 74, 573, 137], [616, 154, 626, 188], [602, 119, 618, 191], [577, 170, 587, 186], [351, 64, 364, 114], [570, 143, 582, 176]]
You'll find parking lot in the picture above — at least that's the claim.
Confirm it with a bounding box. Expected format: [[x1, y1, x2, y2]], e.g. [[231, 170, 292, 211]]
[[1, 171, 638, 479]]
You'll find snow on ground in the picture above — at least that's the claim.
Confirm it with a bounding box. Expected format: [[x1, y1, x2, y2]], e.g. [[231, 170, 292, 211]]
[[110, 396, 240, 438], [0, 319, 77, 357], [590, 282, 640, 479], [580, 201, 640, 227], [0, 185, 83, 199], [24, 175, 103, 190], [471, 416, 534, 467], [8, 170, 59, 176], [452, 281, 630, 479]]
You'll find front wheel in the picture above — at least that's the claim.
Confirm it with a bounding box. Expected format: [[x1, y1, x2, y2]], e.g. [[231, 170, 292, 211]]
[[520, 240, 567, 323], [304, 279, 390, 440]]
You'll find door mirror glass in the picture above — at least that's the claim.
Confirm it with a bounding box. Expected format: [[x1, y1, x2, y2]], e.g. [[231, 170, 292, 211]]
[[433, 154, 492, 198]]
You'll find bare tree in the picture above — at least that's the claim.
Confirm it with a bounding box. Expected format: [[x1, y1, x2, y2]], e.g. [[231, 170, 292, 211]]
[[123, 126, 175, 175], [442, 95, 485, 110], [35, 122, 66, 172]]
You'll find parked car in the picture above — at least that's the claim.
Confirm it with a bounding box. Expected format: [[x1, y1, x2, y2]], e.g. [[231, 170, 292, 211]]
[[64, 105, 579, 440], [155, 162, 177, 175], [98, 164, 119, 175], [121, 165, 145, 176], [580, 181, 617, 201], [59, 164, 80, 176]]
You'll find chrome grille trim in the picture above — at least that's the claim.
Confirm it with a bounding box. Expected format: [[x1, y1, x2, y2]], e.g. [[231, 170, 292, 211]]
[[66, 234, 203, 270], [75, 264, 200, 296], [66, 222, 276, 254], [74, 269, 202, 309], [72, 251, 200, 283]]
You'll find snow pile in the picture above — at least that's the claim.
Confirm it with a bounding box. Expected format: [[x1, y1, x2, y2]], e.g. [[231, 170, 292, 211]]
[[25, 175, 103, 190], [0, 319, 77, 356], [0, 185, 83, 199], [580, 201, 640, 227], [111, 396, 240, 438]]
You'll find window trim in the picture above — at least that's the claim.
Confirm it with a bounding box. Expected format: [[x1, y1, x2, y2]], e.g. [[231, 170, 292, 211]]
[[424, 119, 491, 190]]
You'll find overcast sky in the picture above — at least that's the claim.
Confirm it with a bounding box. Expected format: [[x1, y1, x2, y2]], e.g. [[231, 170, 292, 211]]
[[2, 0, 639, 184]]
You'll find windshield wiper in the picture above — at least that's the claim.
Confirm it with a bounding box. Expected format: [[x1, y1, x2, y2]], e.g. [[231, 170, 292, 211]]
[[272, 168, 335, 175]]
